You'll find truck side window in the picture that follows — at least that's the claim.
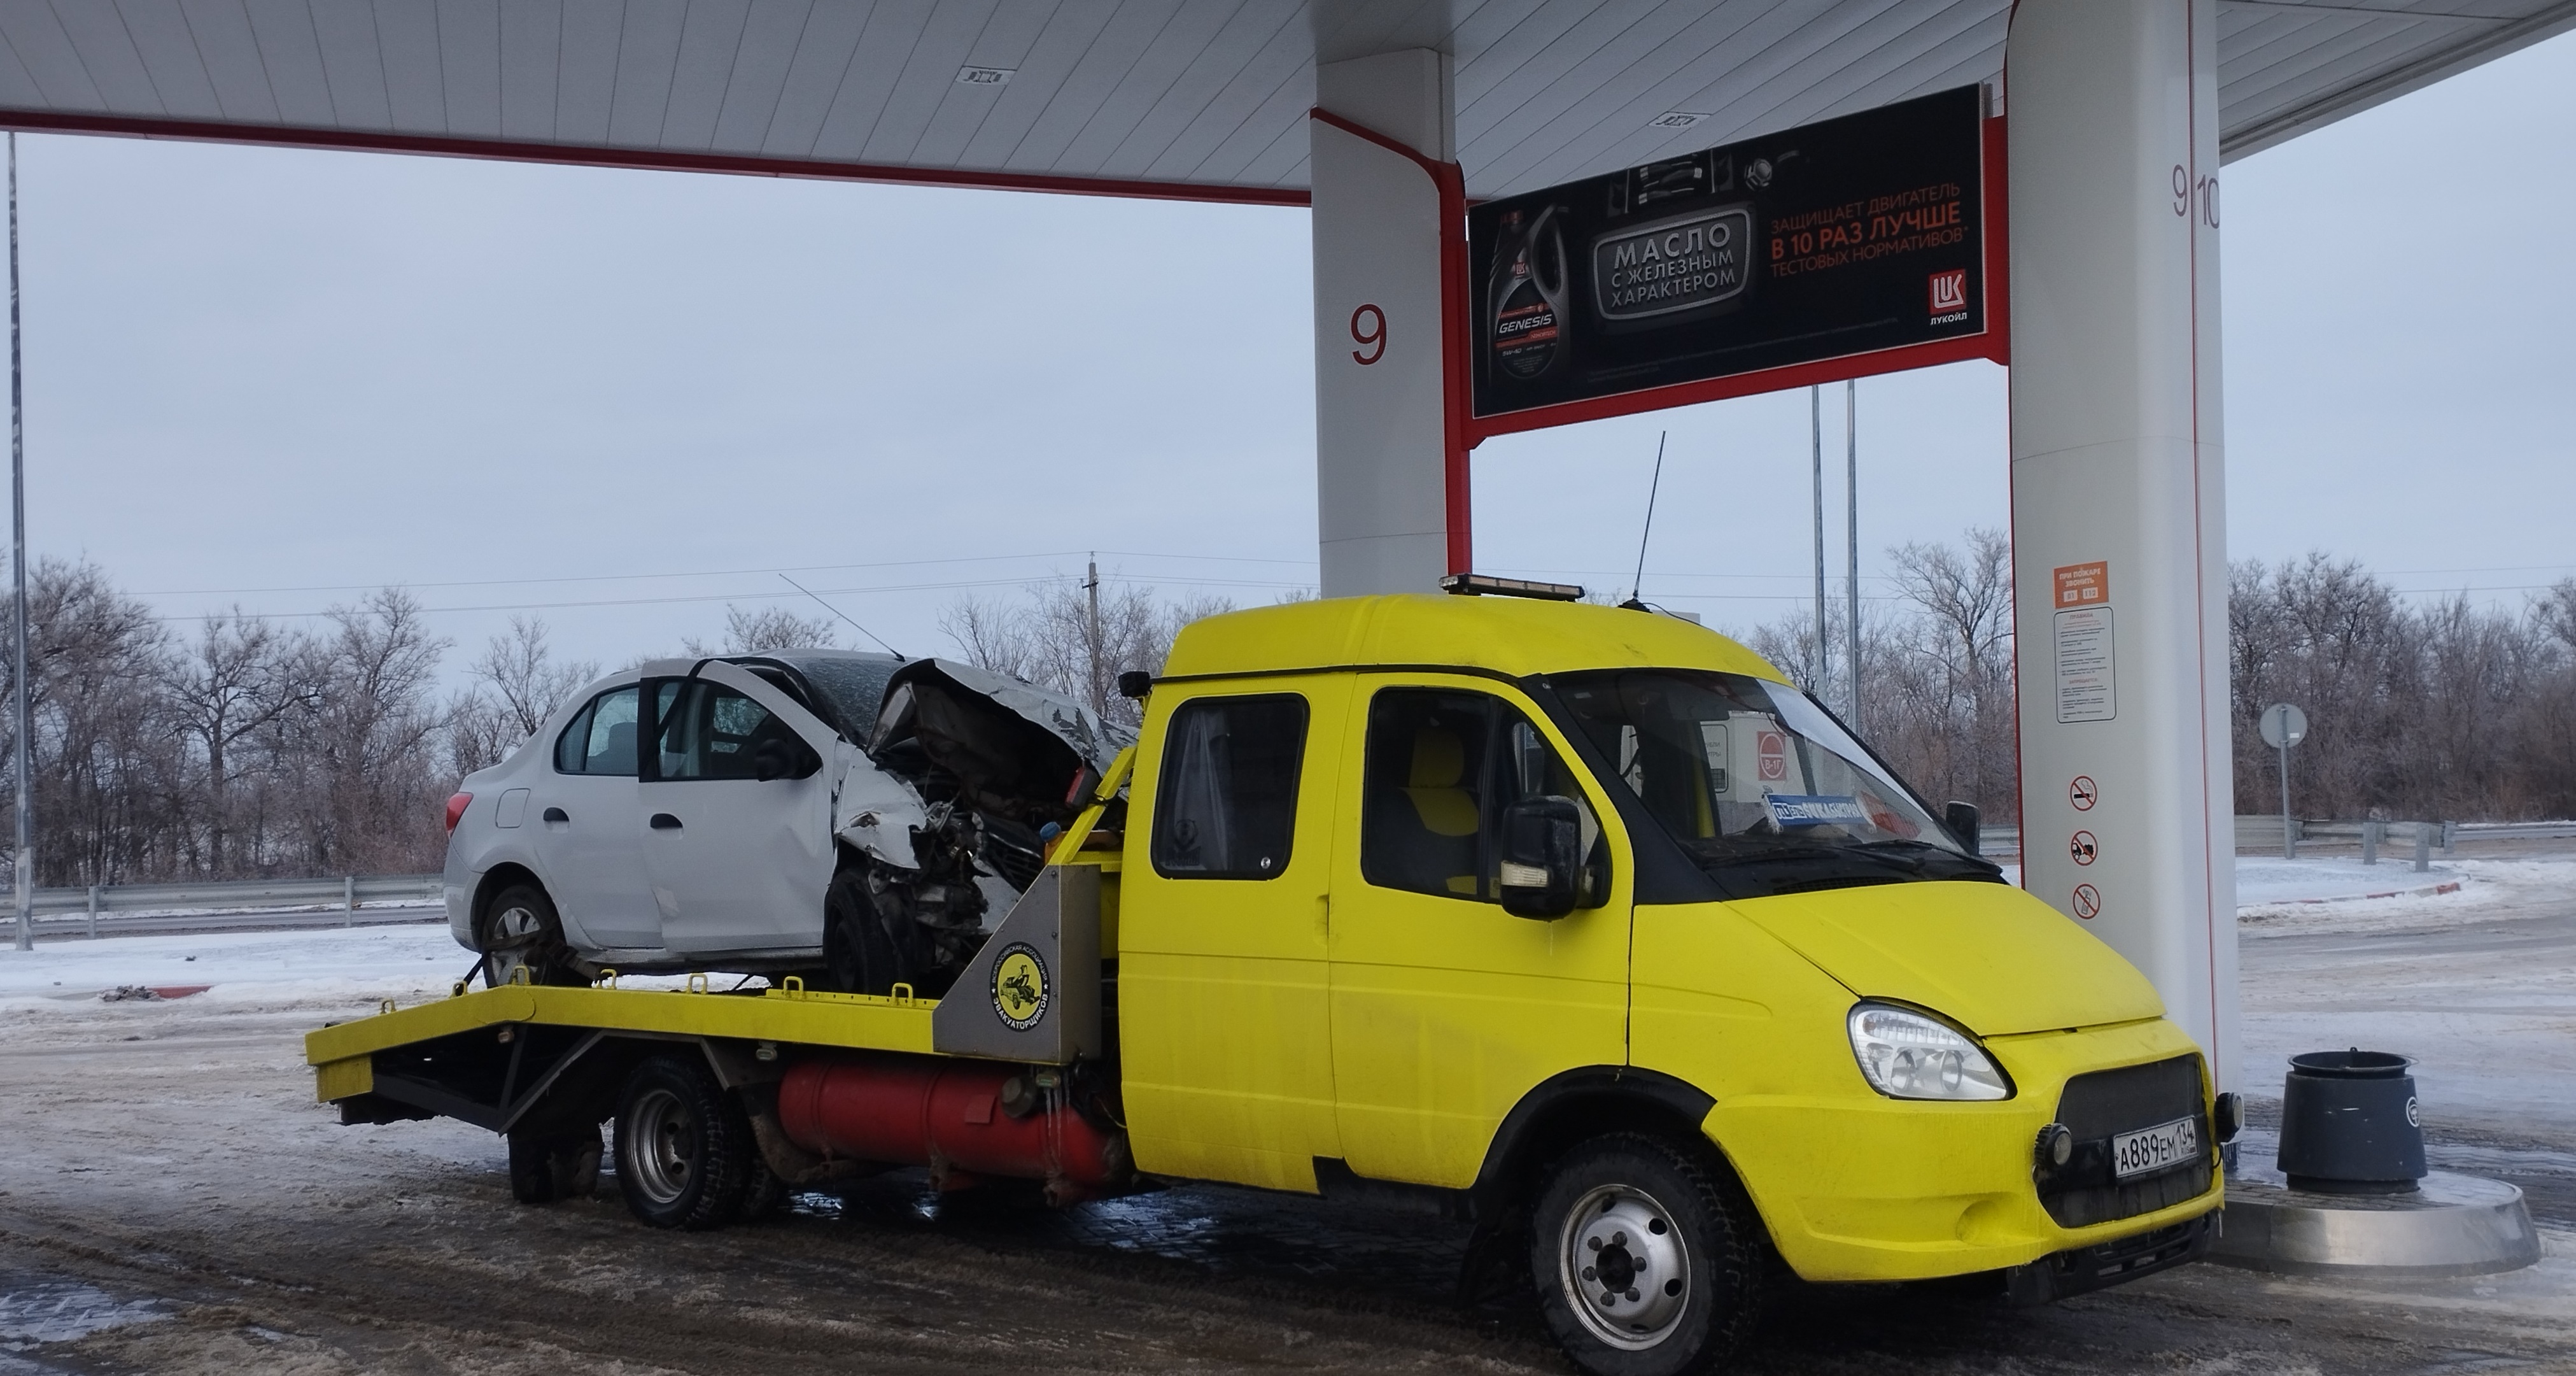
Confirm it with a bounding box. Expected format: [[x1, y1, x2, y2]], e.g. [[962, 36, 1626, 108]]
[[1362, 690, 1495, 899], [1363, 689, 1607, 905], [1151, 694, 1309, 880], [554, 686, 640, 776]]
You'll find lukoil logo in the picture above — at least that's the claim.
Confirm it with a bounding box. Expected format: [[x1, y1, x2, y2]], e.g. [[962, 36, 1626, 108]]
[[1928, 269, 1967, 316]]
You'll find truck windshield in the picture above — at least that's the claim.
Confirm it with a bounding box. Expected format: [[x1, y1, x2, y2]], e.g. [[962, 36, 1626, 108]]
[[1549, 670, 1999, 895]]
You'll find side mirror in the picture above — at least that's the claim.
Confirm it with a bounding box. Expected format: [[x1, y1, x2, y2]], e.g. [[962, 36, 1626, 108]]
[[1499, 796, 1583, 919], [754, 737, 821, 782], [1944, 800, 1981, 857]]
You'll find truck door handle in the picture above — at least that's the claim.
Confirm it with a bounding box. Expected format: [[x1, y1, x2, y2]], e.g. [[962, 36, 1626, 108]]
[[542, 807, 569, 823], [650, 813, 683, 830]]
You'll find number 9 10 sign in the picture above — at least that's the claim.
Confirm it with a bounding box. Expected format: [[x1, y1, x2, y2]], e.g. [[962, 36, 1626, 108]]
[[1349, 304, 1385, 365]]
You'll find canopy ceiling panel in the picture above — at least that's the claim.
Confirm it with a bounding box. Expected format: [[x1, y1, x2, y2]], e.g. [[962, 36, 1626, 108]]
[[0, 1, 2565, 204]]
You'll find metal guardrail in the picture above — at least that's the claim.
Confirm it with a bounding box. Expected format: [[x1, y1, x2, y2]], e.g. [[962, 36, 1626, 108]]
[[16, 874, 443, 939]]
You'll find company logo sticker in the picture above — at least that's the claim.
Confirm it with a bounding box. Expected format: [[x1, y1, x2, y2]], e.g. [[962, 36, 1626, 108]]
[[1929, 269, 1967, 315], [990, 942, 1050, 1031]]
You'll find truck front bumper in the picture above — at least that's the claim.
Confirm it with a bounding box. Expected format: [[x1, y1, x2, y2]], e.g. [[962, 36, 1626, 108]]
[[1706, 1016, 2223, 1286]]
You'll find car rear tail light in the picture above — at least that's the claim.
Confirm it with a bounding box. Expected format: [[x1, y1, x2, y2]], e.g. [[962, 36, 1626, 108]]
[[445, 792, 473, 833]]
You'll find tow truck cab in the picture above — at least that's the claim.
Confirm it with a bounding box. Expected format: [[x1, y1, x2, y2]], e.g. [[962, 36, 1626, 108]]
[[1116, 593, 2223, 1291]]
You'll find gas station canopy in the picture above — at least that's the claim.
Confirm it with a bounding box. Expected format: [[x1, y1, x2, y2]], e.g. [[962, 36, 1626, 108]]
[[0, 1, 2564, 204]]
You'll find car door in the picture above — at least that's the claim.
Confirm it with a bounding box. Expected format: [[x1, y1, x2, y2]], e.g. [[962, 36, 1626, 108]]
[[528, 682, 661, 951], [1325, 676, 1631, 1188], [637, 662, 841, 959], [1117, 679, 1346, 1193]]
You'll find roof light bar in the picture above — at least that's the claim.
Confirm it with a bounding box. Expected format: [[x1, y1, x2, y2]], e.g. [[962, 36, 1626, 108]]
[[1439, 574, 1586, 602]]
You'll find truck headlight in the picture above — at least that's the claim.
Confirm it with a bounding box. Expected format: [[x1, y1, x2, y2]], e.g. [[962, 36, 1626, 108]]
[[1847, 1002, 2011, 1101]]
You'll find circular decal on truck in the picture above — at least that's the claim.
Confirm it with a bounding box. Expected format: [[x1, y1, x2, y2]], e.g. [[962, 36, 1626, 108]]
[[990, 942, 1050, 1032]]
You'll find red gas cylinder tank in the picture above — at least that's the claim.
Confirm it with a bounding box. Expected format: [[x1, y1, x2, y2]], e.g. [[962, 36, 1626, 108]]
[[776, 1054, 1125, 1203]]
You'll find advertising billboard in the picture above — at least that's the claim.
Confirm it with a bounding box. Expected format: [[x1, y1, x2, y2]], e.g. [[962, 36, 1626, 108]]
[[1468, 85, 1994, 425]]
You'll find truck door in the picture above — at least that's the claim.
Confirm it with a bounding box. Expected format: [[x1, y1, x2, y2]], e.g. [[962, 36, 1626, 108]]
[[637, 664, 840, 959], [528, 682, 661, 950], [1117, 680, 1346, 1192], [1325, 677, 1630, 1188]]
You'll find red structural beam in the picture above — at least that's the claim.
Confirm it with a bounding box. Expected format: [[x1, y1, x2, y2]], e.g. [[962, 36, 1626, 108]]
[[0, 108, 1313, 209]]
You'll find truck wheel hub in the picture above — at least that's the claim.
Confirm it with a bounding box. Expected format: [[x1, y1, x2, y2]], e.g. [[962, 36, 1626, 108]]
[[1561, 1184, 1689, 1349]]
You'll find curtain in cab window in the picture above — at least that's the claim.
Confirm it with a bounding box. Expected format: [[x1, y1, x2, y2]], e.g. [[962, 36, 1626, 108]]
[[1151, 695, 1308, 879]]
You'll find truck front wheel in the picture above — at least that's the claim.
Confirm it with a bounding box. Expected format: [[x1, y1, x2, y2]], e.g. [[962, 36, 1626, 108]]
[[614, 1055, 752, 1230], [1530, 1133, 1764, 1376]]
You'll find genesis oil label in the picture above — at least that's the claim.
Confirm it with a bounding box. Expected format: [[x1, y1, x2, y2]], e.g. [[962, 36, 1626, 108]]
[[1486, 204, 1570, 382]]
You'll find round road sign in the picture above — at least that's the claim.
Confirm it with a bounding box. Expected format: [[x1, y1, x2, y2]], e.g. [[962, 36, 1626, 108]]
[[2260, 702, 2309, 750]]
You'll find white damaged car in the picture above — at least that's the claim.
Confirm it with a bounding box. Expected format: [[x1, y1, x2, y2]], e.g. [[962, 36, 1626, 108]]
[[441, 650, 1128, 993]]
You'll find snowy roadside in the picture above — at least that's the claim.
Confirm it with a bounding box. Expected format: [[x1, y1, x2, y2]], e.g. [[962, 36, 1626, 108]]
[[2238, 856, 2575, 936]]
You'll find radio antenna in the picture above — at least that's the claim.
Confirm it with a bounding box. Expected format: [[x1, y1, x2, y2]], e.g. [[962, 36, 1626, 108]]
[[1628, 431, 1668, 606], [778, 574, 902, 659]]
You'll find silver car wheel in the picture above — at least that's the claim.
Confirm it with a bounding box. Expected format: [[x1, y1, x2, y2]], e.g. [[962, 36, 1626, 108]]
[[1558, 1182, 1692, 1351], [484, 902, 546, 982], [624, 1086, 696, 1207]]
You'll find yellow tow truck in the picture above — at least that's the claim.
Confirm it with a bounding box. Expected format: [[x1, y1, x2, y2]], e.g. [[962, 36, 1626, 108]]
[[311, 587, 2234, 1374]]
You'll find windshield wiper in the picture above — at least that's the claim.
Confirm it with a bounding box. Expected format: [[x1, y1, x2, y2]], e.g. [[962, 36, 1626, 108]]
[[1848, 837, 2006, 877], [1696, 839, 1929, 874]]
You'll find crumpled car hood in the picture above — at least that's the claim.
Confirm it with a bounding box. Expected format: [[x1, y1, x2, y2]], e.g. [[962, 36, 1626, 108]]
[[1726, 881, 2166, 1037], [870, 658, 1132, 830]]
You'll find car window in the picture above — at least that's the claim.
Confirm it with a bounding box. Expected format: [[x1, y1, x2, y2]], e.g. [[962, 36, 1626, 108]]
[[1362, 688, 1604, 905], [656, 681, 800, 781], [1150, 694, 1308, 880], [554, 686, 640, 776]]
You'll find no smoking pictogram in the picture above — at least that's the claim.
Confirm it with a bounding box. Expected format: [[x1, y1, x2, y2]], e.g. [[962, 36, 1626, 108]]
[[2070, 830, 2098, 865], [2069, 776, 2098, 811], [2071, 884, 2102, 920]]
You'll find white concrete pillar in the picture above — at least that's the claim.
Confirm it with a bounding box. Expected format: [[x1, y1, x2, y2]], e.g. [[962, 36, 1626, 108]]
[[1311, 50, 1463, 597], [2006, 0, 2239, 1091]]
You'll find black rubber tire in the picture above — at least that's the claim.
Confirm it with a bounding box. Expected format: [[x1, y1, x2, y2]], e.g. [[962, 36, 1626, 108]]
[[614, 1056, 752, 1231], [822, 865, 897, 995], [507, 1124, 603, 1205], [737, 1152, 791, 1223], [1528, 1133, 1765, 1376], [479, 882, 583, 988]]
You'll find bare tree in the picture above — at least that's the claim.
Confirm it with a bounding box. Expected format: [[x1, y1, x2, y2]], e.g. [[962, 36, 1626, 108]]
[[163, 609, 306, 876], [472, 616, 600, 740], [940, 578, 1234, 731]]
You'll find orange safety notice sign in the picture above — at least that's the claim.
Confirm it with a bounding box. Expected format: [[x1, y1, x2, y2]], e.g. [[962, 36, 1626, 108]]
[[2053, 561, 2111, 607]]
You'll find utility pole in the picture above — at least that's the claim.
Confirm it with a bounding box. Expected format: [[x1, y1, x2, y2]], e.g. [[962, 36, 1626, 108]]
[[1810, 385, 1826, 696], [1084, 555, 1103, 718], [1844, 379, 1860, 728], [10, 134, 30, 953]]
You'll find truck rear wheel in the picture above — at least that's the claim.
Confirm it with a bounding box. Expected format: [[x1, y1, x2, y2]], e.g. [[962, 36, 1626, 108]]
[[614, 1055, 752, 1230], [1529, 1133, 1764, 1376]]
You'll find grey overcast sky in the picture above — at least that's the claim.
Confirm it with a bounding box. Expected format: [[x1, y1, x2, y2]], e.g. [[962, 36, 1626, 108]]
[[13, 30, 2574, 684]]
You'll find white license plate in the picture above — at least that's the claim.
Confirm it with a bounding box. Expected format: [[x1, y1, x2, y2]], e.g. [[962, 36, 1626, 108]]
[[2111, 1116, 2200, 1179]]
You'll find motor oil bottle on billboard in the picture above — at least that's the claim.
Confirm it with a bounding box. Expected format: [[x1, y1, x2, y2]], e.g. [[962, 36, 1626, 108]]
[[1486, 204, 1570, 383]]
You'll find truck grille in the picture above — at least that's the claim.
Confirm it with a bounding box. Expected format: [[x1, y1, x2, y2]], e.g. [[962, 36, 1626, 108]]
[[2038, 1053, 2211, 1228]]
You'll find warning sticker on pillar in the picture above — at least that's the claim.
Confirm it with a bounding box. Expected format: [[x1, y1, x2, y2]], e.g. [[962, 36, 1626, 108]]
[[2053, 607, 2116, 723]]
